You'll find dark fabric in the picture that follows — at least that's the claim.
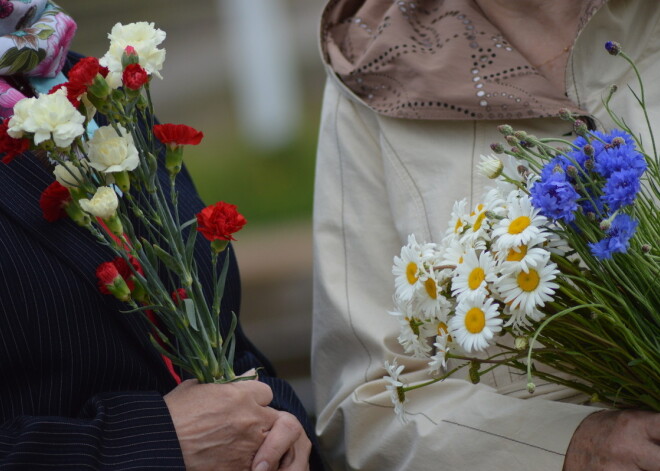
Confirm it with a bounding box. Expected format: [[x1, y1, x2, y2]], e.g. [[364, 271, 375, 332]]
[[0, 53, 323, 470]]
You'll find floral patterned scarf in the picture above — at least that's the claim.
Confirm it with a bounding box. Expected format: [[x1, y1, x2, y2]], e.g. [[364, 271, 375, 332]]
[[0, 0, 76, 118]]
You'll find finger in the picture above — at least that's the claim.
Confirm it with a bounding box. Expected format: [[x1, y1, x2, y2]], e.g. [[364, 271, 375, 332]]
[[644, 413, 660, 441], [278, 433, 312, 471], [234, 378, 274, 407], [252, 412, 303, 471]]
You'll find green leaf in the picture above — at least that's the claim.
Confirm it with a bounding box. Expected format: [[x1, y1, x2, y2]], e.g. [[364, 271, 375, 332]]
[[184, 221, 198, 265], [152, 244, 182, 276], [214, 250, 231, 310], [183, 298, 199, 332], [628, 358, 645, 366]]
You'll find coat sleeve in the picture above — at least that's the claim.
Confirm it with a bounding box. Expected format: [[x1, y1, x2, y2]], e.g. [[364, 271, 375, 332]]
[[0, 391, 184, 469], [311, 78, 597, 471]]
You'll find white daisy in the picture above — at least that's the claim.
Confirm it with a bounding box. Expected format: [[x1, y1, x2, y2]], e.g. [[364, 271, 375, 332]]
[[428, 331, 452, 374], [497, 237, 551, 274], [445, 199, 470, 238], [492, 192, 548, 250], [414, 268, 453, 319], [392, 235, 429, 302], [504, 305, 546, 334], [384, 360, 408, 423], [451, 249, 497, 300], [496, 260, 559, 315], [449, 291, 502, 352], [460, 202, 493, 246], [477, 154, 504, 179], [389, 304, 432, 358]]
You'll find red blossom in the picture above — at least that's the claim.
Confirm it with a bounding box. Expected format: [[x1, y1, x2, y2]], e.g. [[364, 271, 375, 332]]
[[122, 63, 149, 90], [196, 201, 247, 242], [154, 124, 204, 146], [68, 57, 106, 86], [124, 45, 138, 56], [111, 255, 144, 291], [96, 261, 122, 295], [171, 288, 188, 305], [0, 120, 29, 164], [39, 181, 72, 222], [48, 81, 87, 108]]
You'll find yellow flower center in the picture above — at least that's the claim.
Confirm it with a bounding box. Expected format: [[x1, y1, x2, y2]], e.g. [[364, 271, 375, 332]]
[[508, 216, 531, 234], [468, 267, 485, 290], [454, 218, 464, 234], [517, 269, 540, 292], [473, 212, 487, 232], [406, 262, 418, 285], [424, 278, 437, 299], [506, 245, 528, 262], [438, 321, 453, 342], [465, 307, 486, 334]]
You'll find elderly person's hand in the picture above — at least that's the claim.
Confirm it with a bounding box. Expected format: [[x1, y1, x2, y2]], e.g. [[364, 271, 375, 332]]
[[564, 409, 660, 470], [164, 377, 310, 471]]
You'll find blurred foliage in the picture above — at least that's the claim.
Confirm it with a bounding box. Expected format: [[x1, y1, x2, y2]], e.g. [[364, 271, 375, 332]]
[[184, 107, 319, 226]]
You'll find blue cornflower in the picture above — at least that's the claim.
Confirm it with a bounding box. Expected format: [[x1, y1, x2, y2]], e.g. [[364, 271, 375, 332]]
[[588, 213, 638, 260], [601, 168, 642, 212], [530, 171, 580, 222], [593, 130, 645, 178]]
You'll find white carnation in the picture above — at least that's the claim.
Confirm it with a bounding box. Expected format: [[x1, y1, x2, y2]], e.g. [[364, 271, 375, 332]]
[[79, 186, 119, 219], [53, 161, 89, 188], [7, 89, 85, 148], [87, 125, 139, 173], [100, 22, 166, 88]]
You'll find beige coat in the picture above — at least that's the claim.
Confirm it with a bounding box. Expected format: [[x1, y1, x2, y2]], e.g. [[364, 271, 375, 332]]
[[312, 2, 660, 470]]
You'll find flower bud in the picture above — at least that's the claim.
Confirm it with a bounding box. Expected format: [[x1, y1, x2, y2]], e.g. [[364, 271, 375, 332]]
[[497, 124, 514, 136], [121, 45, 140, 69], [526, 382, 536, 394], [490, 142, 505, 154], [605, 41, 621, 56], [611, 136, 625, 148], [566, 165, 578, 178], [642, 243, 652, 253], [514, 337, 528, 351], [583, 144, 595, 157], [558, 108, 573, 121], [477, 154, 504, 179], [513, 131, 527, 140], [505, 135, 519, 146], [469, 361, 480, 384], [96, 261, 131, 302], [585, 158, 595, 171], [599, 219, 611, 231], [573, 119, 588, 136]]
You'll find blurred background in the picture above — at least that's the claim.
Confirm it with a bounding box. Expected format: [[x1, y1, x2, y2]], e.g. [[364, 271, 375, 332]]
[[61, 0, 327, 412]]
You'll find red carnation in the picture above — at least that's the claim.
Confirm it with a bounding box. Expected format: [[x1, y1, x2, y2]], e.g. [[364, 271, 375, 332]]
[[68, 57, 105, 86], [111, 255, 144, 291], [96, 261, 131, 301], [49, 81, 87, 108], [39, 181, 72, 222], [0, 120, 30, 164], [122, 63, 149, 90], [153, 124, 204, 146], [171, 288, 188, 305], [196, 201, 247, 243]]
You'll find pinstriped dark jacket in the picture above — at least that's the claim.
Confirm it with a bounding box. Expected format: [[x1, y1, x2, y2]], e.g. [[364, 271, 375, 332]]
[[0, 54, 323, 470]]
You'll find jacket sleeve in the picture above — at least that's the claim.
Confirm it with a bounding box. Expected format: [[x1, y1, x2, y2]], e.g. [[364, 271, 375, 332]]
[[311, 78, 597, 471], [0, 391, 184, 469]]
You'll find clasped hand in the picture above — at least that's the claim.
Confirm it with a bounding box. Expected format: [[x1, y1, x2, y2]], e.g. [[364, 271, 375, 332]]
[[164, 376, 311, 471]]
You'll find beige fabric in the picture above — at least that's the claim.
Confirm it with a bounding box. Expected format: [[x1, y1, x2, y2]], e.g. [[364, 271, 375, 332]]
[[320, 0, 605, 120], [312, 2, 660, 470]]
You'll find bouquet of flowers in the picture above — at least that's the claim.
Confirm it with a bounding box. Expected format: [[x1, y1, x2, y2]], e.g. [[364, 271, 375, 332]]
[[0, 22, 247, 384], [384, 41, 659, 419]]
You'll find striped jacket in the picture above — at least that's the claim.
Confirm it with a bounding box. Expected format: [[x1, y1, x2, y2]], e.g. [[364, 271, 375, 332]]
[[0, 53, 322, 470]]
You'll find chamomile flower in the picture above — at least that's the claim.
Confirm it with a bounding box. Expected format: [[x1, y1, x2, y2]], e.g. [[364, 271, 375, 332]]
[[492, 193, 548, 250], [496, 260, 559, 315], [504, 305, 546, 333], [460, 202, 492, 245], [384, 360, 408, 423], [414, 268, 453, 319], [428, 331, 452, 374], [497, 237, 551, 274], [477, 154, 504, 179], [389, 303, 432, 358], [392, 234, 432, 302], [451, 249, 497, 299], [449, 291, 502, 352], [445, 199, 470, 238]]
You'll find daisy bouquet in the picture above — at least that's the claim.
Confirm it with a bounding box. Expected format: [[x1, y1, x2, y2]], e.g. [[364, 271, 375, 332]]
[[0, 22, 247, 384], [385, 41, 660, 418]]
